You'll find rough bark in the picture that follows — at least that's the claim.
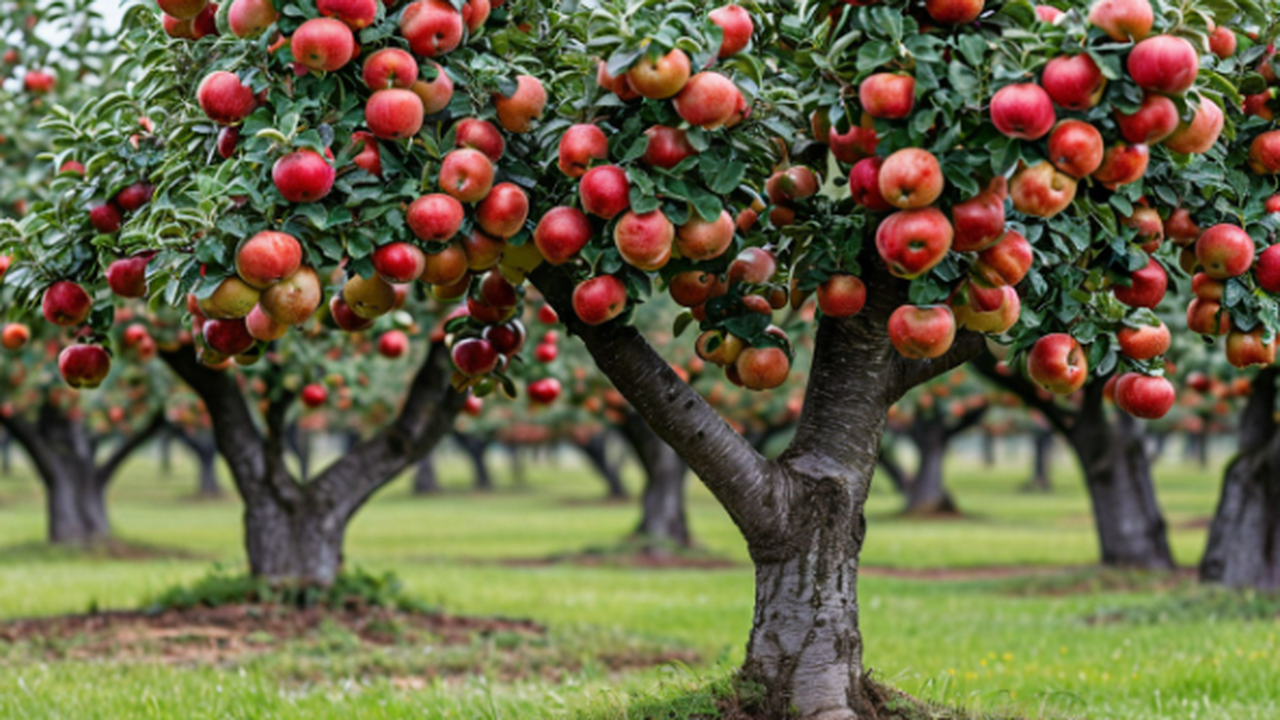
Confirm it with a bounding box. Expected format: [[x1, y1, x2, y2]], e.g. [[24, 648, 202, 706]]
[[453, 431, 493, 491], [530, 261, 982, 717], [579, 432, 628, 499], [0, 402, 164, 544], [413, 453, 439, 495], [161, 341, 463, 585], [619, 411, 690, 548], [1200, 369, 1280, 589], [976, 358, 1173, 569]]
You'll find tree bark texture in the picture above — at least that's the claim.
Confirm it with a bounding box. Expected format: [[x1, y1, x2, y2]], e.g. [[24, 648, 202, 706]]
[[1201, 369, 1280, 589], [619, 411, 690, 548]]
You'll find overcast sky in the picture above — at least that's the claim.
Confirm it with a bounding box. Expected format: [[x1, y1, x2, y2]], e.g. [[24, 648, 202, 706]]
[[93, 0, 127, 32]]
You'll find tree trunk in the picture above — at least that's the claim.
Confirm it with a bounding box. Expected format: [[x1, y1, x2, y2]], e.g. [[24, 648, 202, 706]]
[[37, 407, 109, 544], [287, 423, 310, 482], [1022, 428, 1053, 493], [195, 447, 221, 498], [1200, 369, 1280, 589], [1071, 409, 1173, 569], [158, 427, 173, 475], [981, 430, 996, 467], [1, 429, 12, 475], [413, 452, 439, 494], [620, 412, 691, 548], [452, 432, 492, 491], [903, 418, 956, 514], [579, 432, 628, 499], [243, 481, 345, 585]]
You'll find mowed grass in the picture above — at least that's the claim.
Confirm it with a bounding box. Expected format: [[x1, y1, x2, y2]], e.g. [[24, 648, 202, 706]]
[[0, 433, 1275, 719]]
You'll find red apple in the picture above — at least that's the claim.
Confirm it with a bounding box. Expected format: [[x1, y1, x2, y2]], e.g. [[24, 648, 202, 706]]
[[728, 247, 777, 284], [1092, 143, 1149, 188], [157, 0, 208, 20], [291, 18, 355, 73], [420, 242, 469, 285], [572, 275, 628, 325], [246, 305, 289, 341], [877, 148, 943, 210], [1127, 35, 1198, 95], [197, 71, 257, 125], [828, 115, 878, 164], [462, 0, 490, 32], [260, 266, 322, 324], [89, 203, 123, 234], [1088, 0, 1153, 41], [1010, 161, 1077, 218], [1226, 328, 1277, 368], [408, 193, 465, 242], [875, 207, 953, 279], [114, 183, 154, 212], [58, 345, 111, 389], [1163, 98, 1223, 154], [1027, 333, 1087, 394], [1122, 207, 1164, 252], [708, 5, 753, 58], [673, 72, 740, 129], [614, 210, 674, 271], [361, 48, 418, 90], [373, 243, 428, 284], [400, 0, 463, 57], [990, 83, 1055, 140], [888, 305, 956, 359], [454, 118, 505, 162], [439, 148, 494, 203], [218, 126, 240, 159], [533, 343, 557, 362], [1114, 373, 1175, 419], [972, 230, 1033, 287], [1248, 130, 1280, 174], [1, 323, 30, 351], [1115, 93, 1179, 144], [676, 210, 735, 261], [350, 131, 382, 177], [106, 254, 152, 298], [366, 88, 425, 140], [482, 320, 526, 355], [579, 165, 631, 219], [642, 125, 697, 169], [301, 384, 329, 408], [1112, 256, 1167, 308], [42, 281, 92, 327], [475, 182, 529, 238], [329, 295, 374, 332], [558, 124, 609, 177], [668, 271, 722, 307], [534, 206, 592, 264], [950, 176, 1007, 252], [597, 61, 640, 101], [1255, 244, 1280, 292], [848, 157, 892, 212], [1196, 224, 1255, 279], [1116, 321, 1170, 360], [1042, 54, 1106, 111], [462, 230, 505, 271], [1035, 5, 1064, 22], [528, 377, 562, 404], [1186, 298, 1231, 335], [1210, 26, 1236, 59], [203, 317, 256, 355], [412, 64, 455, 116], [228, 0, 277, 38], [735, 346, 790, 390], [816, 275, 866, 317], [859, 73, 915, 119], [1046, 120, 1104, 178], [235, 231, 302, 289], [766, 167, 819, 204], [318, 0, 377, 29], [953, 283, 1020, 333], [492, 75, 546, 133], [627, 48, 690, 100], [924, 0, 983, 24], [272, 149, 334, 203]]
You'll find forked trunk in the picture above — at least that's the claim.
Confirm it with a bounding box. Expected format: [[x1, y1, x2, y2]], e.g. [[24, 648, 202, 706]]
[[45, 468, 109, 544], [1072, 412, 1173, 569], [243, 483, 345, 585], [1201, 369, 1280, 589]]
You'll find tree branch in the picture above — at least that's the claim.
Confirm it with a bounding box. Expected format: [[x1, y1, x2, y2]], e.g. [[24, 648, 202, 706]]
[[944, 403, 989, 442], [0, 412, 64, 486], [1240, 368, 1279, 455], [972, 352, 1075, 436], [94, 408, 166, 489], [529, 263, 781, 543]]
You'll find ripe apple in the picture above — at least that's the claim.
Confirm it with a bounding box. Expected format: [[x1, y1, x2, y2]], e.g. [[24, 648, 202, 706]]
[[527, 377, 562, 404], [203, 317, 256, 356], [533, 342, 557, 362], [372, 243, 427, 284], [301, 384, 329, 408], [1035, 4, 1063, 22], [877, 148, 943, 209], [875, 207, 954, 279], [439, 148, 495, 203], [1115, 93, 1178, 144], [953, 284, 1020, 333], [1255, 244, 1280, 292], [157, 0, 208, 20], [572, 275, 628, 325], [579, 165, 631, 219], [848, 157, 891, 212], [972, 230, 1032, 287], [673, 72, 740, 128], [627, 48, 691, 99], [106, 254, 152, 298], [614, 210, 674, 271], [218, 126, 240, 159], [558, 124, 609, 177], [859, 73, 915, 119], [483, 320, 526, 355], [597, 60, 640, 101], [412, 63, 455, 116], [235, 231, 302, 289], [58, 345, 111, 389], [950, 176, 1007, 252], [1210, 26, 1237, 59], [1010, 161, 1077, 218], [642, 125, 697, 169], [366, 88, 425, 140], [1, 323, 30, 351], [735, 346, 790, 390], [728, 247, 777, 284], [114, 183, 154, 212], [828, 115, 878, 164], [419, 242, 470, 285], [1226, 328, 1277, 368], [816, 275, 866, 317], [326, 294, 370, 331], [924, 0, 983, 24], [709, 5, 753, 57], [475, 182, 529, 238], [492, 75, 546, 133], [199, 277, 260, 319], [989, 83, 1056, 140], [318, 0, 377, 29], [1088, 0, 1153, 41], [462, 0, 490, 32], [291, 18, 355, 73], [197, 71, 257, 125], [696, 330, 745, 366], [342, 274, 397, 319], [1163, 98, 1223, 154], [887, 305, 956, 359], [462, 229, 505, 271], [1114, 373, 1175, 419], [1248, 130, 1280, 174], [1116, 321, 1170, 360], [362, 48, 419, 90], [676, 210, 735, 261], [245, 305, 289, 341], [1046, 120, 1104, 178], [1127, 35, 1199, 95], [260, 266, 322, 324], [408, 193, 465, 242], [1165, 207, 1202, 247], [42, 281, 92, 326], [350, 131, 382, 177], [400, 0, 463, 57], [1196, 224, 1255, 279], [450, 120, 503, 165], [1112, 256, 1167, 308], [228, 0, 277, 38], [534, 206, 592, 264], [1027, 333, 1087, 394], [1245, 90, 1276, 121], [272, 149, 334, 203], [1186, 298, 1231, 335], [22, 70, 55, 94], [1092, 143, 1149, 188], [766, 167, 819, 204], [90, 203, 123, 234], [1122, 207, 1164, 252], [668, 270, 723, 307], [1042, 54, 1106, 111]]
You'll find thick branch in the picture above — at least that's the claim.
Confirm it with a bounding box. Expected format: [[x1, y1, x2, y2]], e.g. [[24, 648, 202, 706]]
[[0, 412, 63, 484], [94, 408, 167, 489], [529, 263, 779, 542]]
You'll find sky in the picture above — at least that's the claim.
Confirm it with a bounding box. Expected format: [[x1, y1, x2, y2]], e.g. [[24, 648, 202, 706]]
[[93, 0, 127, 32]]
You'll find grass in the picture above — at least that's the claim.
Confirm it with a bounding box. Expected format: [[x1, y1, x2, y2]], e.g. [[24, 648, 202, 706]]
[[0, 433, 1275, 719]]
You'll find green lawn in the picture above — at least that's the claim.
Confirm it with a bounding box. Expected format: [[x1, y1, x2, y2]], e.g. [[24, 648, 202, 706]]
[[0, 436, 1275, 719]]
